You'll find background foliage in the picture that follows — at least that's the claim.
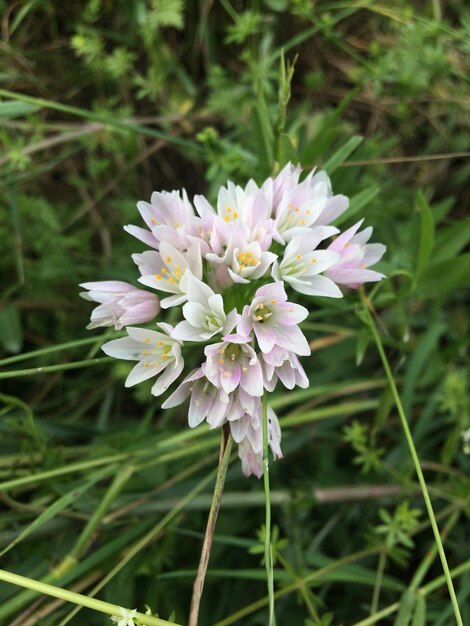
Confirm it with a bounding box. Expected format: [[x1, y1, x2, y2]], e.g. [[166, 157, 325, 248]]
[[0, 1, 469, 625]]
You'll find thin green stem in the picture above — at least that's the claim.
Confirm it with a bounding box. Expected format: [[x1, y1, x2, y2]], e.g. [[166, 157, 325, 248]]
[[0, 569, 179, 626], [361, 293, 463, 626], [0, 357, 113, 379], [189, 427, 233, 626], [0, 336, 112, 367], [262, 392, 275, 626], [370, 549, 386, 615]]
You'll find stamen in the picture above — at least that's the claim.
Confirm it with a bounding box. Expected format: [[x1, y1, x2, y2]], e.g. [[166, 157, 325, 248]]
[[223, 371, 231, 377], [166, 256, 172, 263], [155, 274, 162, 280], [218, 358, 225, 364]]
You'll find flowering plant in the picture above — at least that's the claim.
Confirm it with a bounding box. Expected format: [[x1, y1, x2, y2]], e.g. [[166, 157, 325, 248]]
[[81, 163, 385, 478]]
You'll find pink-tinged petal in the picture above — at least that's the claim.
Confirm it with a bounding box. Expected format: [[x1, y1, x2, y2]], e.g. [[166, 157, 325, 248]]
[[171, 320, 206, 341], [123, 225, 159, 249], [186, 275, 214, 306], [162, 368, 203, 409], [362, 243, 386, 266], [316, 195, 349, 225], [276, 302, 309, 326], [125, 361, 164, 387], [256, 281, 287, 303], [329, 268, 385, 286], [220, 364, 241, 394], [227, 268, 250, 284], [254, 325, 276, 353], [237, 308, 252, 337], [151, 358, 184, 397], [240, 360, 264, 397], [302, 250, 340, 275], [188, 382, 216, 428], [160, 294, 188, 309], [230, 418, 249, 443], [351, 225, 373, 245], [276, 324, 311, 356], [207, 393, 230, 428], [119, 301, 160, 327], [101, 337, 141, 360], [80, 280, 135, 293], [286, 274, 343, 298], [223, 309, 241, 336]]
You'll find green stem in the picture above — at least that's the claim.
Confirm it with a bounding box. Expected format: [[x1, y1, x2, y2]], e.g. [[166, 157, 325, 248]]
[[262, 392, 275, 626], [0, 336, 111, 367], [188, 427, 233, 626], [0, 357, 113, 379], [370, 549, 386, 615], [361, 294, 463, 626], [0, 568, 178, 626]]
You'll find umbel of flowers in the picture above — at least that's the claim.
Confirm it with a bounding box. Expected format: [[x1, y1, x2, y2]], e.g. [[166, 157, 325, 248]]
[[81, 164, 386, 477]]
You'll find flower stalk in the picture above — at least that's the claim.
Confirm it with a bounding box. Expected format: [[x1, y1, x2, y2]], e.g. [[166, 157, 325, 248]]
[[262, 392, 275, 626], [189, 425, 233, 626]]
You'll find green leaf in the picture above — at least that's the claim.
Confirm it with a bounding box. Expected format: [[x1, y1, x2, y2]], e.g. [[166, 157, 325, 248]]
[[432, 216, 470, 263], [323, 135, 363, 175], [394, 588, 416, 626], [335, 185, 380, 226], [278, 133, 298, 167], [417, 254, 470, 298], [0, 306, 23, 353], [0, 101, 40, 118], [300, 88, 359, 164], [411, 594, 426, 626], [414, 191, 435, 283], [252, 77, 274, 174]]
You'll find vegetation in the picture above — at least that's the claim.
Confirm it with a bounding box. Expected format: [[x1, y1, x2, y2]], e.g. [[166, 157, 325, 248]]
[[0, 1, 469, 625]]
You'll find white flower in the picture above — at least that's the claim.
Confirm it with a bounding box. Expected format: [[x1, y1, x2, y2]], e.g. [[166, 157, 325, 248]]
[[171, 276, 238, 342], [101, 323, 184, 397], [110, 607, 138, 626], [272, 228, 342, 298]]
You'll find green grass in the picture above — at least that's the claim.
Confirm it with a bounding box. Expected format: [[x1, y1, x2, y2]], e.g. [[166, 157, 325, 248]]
[[1, 1, 469, 625]]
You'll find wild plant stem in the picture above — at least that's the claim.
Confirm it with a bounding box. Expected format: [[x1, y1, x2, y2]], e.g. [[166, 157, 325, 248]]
[[189, 426, 233, 626], [262, 392, 275, 626], [370, 549, 386, 616], [362, 294, 463, 626]]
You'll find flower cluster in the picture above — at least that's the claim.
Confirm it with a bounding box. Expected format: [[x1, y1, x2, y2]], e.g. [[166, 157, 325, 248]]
[[81, 163, 386, 477]]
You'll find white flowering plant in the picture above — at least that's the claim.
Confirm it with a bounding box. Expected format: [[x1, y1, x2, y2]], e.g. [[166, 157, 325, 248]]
[[81, 162, 386, 478]]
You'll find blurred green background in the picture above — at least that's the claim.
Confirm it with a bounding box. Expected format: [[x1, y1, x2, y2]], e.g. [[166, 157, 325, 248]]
[[0, 1, 469, 625]]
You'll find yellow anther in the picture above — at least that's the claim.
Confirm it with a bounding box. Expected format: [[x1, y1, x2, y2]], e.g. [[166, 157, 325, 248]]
[[144, 338, 150, 343], [142, 350, 148, 355], [161, 268, 167, 274], [161, 353, 168, 359], [168, 277, 175, 283], [294, 207, 300, 213], [144, 362, 149, 367], [258, 303, 264, 309], [256, 315, 264, 321], [239, 264, 245, 270], [242, 367, 248, 373], [230, 354, 236, 361], [175, 222, 181, 228], [155, 274, 162, 280], [223, 371, 231, 377], [166, 256, 172, 263], [224, 216, 230, 222], [218, 358, 225, 365], [151, 217, 158, 224], [233, 212, 239, 219], [300, 220, 306, 225], [311, 258, 317, 263], [246, 251, 252, 257], [195, 399, 201, 407], [157, 341, 164, 346], [360, 263, 366, 268], [296, 255, 301, 260], [271, 299, 277, 305], [306, 210, 311, 215], [227, 208, 232, 213], [219, 348, 225, 354], [287, 216, 293, 222]]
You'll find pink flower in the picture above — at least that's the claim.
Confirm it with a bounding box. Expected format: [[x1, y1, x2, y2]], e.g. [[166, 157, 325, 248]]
[[203, 334, 264, 397], [261, 346, 309, 392], [79, 281, 160, 330], [325, 220, 386, 288], [101, 323, 183, 396], [237, 282, 310, 355]]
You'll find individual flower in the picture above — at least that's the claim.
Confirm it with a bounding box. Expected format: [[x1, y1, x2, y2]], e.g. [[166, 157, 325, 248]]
[[101, 323, 183, 397], [235, 404, 283, 478], [227, 240, 277, 284], [237, 282, 310, 355], [171, 276, 238, 341], [203, 334, 264, 397], [110, 607, 138, 626], [79, 281, 160, 330], [325, 219, 386, 288], [261, 346, 309, 392], [162, 368, 229, 428], [272, 227, 342, 297], [133, 241, 202, 309], [125, 189, 195, 250]]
